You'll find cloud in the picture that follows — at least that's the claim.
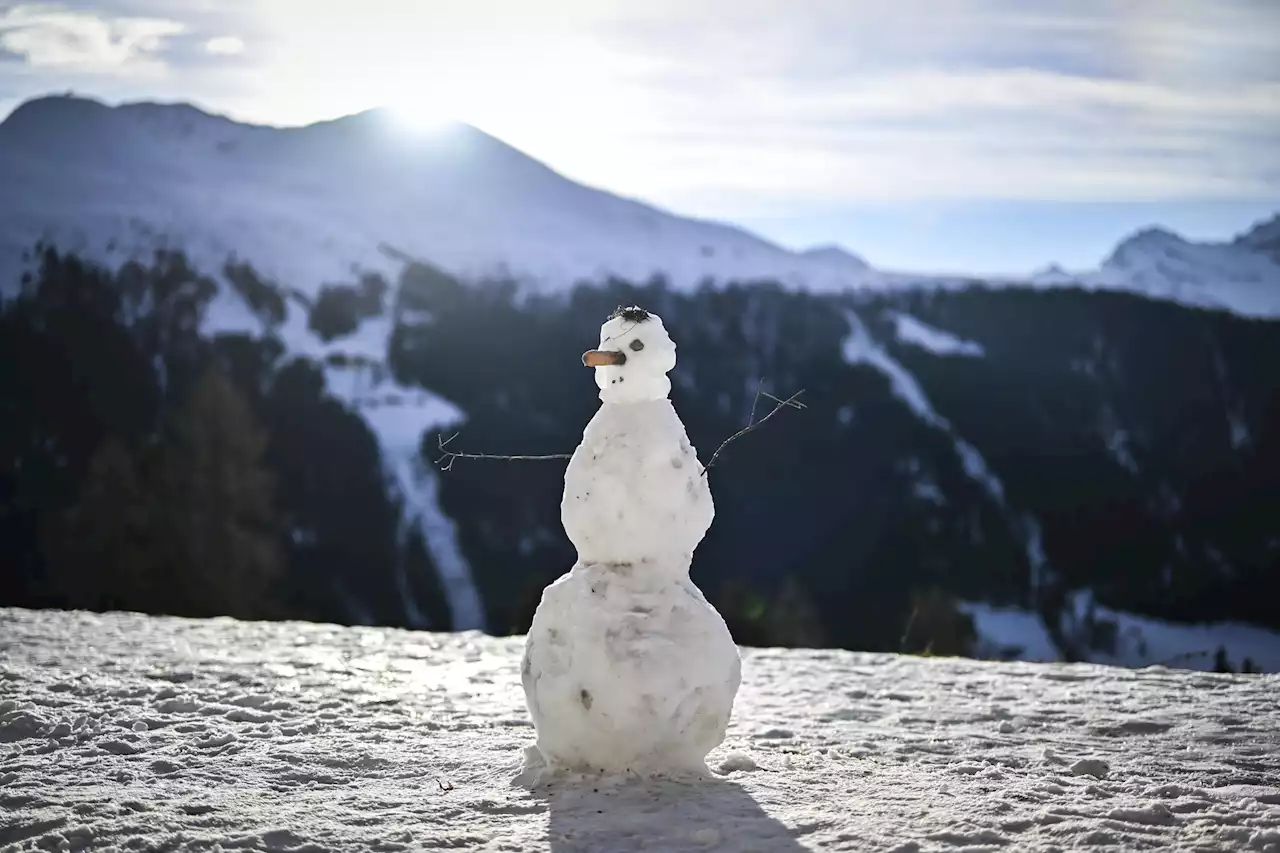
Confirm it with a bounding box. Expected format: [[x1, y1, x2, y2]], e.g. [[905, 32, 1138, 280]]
[[0, 3, 184, 75], [491, 0, 1280, 208], [0, 0, 1275, 211], [204, 36, 244, 56]]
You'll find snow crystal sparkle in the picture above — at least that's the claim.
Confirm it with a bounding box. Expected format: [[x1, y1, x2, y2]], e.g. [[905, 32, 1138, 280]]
[[519, 308, 741, 778]]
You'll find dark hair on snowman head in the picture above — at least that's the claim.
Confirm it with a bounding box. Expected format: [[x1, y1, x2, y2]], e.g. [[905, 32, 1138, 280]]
[[608, 305, 651, 323]]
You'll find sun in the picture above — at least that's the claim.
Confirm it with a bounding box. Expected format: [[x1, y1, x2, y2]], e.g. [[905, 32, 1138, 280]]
[[384, 92, 463, 135]]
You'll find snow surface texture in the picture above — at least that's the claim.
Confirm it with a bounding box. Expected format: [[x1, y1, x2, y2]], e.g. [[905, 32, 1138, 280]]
[[4, 607, 1280, 853], [523, 310, 740, 776]]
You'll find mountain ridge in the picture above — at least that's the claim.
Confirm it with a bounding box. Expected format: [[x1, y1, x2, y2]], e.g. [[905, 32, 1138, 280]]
[[0, 93, 877, 296], [3, 92, 1277, 316], [2, 92, 1279, 666]]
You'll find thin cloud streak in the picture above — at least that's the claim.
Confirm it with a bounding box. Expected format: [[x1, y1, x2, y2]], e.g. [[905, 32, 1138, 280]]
[[0, 4, 184, 74], [203, 36, 244, 57]]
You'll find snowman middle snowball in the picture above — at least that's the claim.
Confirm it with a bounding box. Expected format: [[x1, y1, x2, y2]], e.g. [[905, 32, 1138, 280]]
[[520, 306, 741, 777]]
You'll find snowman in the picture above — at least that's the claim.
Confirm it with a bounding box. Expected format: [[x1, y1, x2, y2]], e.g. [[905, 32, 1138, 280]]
[[519, 306, 741, 779]]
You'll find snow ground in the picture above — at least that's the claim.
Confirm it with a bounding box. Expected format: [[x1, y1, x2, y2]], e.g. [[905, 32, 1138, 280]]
[[3, 607, 1278, 853]]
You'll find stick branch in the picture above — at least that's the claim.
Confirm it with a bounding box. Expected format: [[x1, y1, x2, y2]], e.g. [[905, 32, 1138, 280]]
[[700, 388, 805, 476], [432, 380, 805, 474], [435, 432, 572, 472]]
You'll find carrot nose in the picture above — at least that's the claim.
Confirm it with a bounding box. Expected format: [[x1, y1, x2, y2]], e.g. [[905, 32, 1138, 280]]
[[582, 349, 626, 367]]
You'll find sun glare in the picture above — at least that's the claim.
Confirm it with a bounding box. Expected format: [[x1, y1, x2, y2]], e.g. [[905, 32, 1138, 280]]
[[385, 98, 458, 134]]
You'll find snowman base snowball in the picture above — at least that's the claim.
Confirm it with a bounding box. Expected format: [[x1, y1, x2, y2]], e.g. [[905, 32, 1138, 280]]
[[518, 307, 741, 780]]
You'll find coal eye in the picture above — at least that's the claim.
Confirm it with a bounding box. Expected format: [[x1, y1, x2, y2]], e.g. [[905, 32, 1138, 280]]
[[629, 339, 645, 352]]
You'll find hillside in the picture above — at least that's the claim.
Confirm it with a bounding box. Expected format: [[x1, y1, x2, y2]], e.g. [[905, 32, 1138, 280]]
[[1, 94, 1278, 669], [4, 244, 1277, 672], [3, 95, 1278, 315], [389, 272, 1280, 669], [0, 94, 876, 296]]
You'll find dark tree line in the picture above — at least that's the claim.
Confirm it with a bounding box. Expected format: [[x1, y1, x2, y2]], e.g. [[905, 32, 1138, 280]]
[[4, 243, 1276, 665], [45, 368, 282, 619], [388, 264, 1280, 659], [0, 245, 449, 628]]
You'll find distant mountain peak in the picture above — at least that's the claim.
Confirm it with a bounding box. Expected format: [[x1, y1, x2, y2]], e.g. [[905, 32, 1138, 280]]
[[1, 92, 245, 152], [800, 244, 869, 270], [1, 92, 109, 132], [1235, 213, 1280, 260], [1, 93, 488, 155], [1101, 226, 1194, 273], [1109, 225, 1188, 256], [1088, 219, 1280, 317], [1030, 263, 1076, 285], [5, 92, 223, 126]]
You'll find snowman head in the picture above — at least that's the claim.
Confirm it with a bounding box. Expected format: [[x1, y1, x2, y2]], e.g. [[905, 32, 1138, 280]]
[[581, 306, 677, 403]]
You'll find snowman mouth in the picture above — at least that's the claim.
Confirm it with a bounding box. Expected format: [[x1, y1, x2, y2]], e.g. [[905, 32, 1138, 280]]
[[582, 349, 626, 367]]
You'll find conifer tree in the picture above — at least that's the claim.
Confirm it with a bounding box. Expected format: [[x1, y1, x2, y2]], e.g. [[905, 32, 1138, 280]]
[[43, 438, 157, 613], [764, 576, 827, 649], [149, 367, 283, 619]]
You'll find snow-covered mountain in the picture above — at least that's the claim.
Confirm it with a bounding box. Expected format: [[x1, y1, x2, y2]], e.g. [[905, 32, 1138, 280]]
[[2, 93, 1278, 653], [3, 94, 1276, 316], [0, 94, 879, 298], [1023, 215, 1280, 317], [1235, 213, 1280, 262], [0, 95, 930, 633], [1082, 223, 1280, 318]]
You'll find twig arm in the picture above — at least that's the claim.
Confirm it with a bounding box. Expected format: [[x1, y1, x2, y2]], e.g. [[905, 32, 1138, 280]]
[[700, 389, 806, 476], [435, 432, 573, 472], [432, 381, 806, 475]]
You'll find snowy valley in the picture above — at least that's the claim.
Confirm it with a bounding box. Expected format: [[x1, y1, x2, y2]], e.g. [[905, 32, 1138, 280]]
[[1, 94, 1279, 672]]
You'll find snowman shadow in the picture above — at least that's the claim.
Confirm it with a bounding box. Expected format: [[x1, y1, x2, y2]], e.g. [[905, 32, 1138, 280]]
[[521, 773, 812, 852]]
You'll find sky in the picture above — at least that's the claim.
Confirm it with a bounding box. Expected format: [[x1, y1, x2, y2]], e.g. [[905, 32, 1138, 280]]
[[0, 0, 1277, 274]]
